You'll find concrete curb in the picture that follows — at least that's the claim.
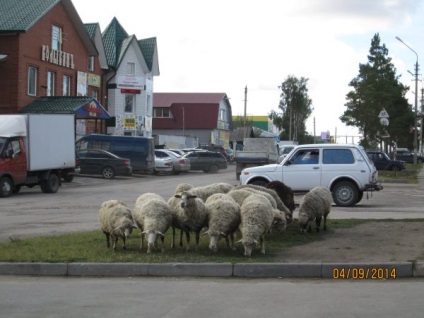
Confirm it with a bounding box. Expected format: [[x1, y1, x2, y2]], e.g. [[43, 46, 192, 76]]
[[0, 261, 422, 279]]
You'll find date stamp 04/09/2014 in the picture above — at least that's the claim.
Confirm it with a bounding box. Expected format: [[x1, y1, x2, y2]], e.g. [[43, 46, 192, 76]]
[[332, 267, 397, 280]]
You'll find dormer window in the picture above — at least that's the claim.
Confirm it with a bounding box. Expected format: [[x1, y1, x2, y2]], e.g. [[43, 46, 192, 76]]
[[52, 25, 62, 51]]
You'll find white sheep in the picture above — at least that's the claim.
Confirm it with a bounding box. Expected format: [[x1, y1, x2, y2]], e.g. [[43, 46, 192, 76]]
[[204, 193, 241, 252], [238, 194, 274, 257], [187, 182, 234, 202], [174, 183, 194, 194], [298, 186, 333, 233], [169, 191, 209, 251], [234, 184, 292, 221], [133, 194, 173, 253], [228, 188, 287, 233], [98, 200, 136, 250]]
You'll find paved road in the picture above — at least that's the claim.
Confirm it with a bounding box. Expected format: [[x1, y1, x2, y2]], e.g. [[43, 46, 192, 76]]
[[0, 164, 423, 242], [1, 276, 423, 318]]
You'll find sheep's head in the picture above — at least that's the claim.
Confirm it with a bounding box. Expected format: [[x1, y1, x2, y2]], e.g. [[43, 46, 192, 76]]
[[142, 230, 164, 253], [174, 192, 197, 208], [237, 238, 259, 257], [298, 214, 313, 233]]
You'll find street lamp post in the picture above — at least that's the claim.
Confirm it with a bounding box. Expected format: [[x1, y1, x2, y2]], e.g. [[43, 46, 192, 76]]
[[396, 36, 419, 164]]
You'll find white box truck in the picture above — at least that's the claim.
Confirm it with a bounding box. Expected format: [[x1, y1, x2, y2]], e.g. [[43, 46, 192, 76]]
[[0, 114, 76, 197]]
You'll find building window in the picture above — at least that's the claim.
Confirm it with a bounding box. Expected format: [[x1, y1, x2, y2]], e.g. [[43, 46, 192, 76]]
[[28, 66, 37, 96], [88, 56, 94, 71], [47, 71, 55, 96], [125, 94, 134, 113], [127, 62, 135, 75], [92, 89, 98, 100], [51, 25, 62, 51], [220, 109, 225, 121], [63, 75, 71, 96], [154, 108, 171, 118]]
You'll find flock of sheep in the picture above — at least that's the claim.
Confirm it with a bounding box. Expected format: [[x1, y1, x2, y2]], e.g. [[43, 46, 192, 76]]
[[99, 181, 333, 257]]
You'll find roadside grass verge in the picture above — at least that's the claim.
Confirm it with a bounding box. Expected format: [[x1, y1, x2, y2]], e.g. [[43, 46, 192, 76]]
[[378, 163, 422, 183], [0, 219, 407, 263]]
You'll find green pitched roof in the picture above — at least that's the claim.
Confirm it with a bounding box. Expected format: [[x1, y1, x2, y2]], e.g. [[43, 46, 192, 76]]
[[19, 96, 111, 119], [84, 23, 98, 40], [0, 0, 59, 32], [139, 37, 156, 71], [102, 17, 129, 69]]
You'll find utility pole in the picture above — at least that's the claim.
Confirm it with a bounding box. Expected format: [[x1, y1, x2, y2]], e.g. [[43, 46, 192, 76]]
[[243, 86, 247, 137]]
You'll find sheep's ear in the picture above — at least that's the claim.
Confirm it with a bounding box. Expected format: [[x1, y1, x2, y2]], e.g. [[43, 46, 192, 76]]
[[113, 225, 122, 232], [174, 194, 182, 198], [236, 239, 243, 244], [155, 231, 164, 236], [188, 195, 197, 199], [220, 231, 227, 237], [202, 230, 209, 236], [253, 239, 259, 246]]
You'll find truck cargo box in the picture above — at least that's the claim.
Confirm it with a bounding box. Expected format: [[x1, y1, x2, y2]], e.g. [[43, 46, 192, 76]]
[[26, 114, 76, 171]]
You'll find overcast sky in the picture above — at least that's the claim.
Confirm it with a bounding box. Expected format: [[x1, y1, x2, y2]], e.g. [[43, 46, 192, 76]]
[[72, 0, 424, 142]]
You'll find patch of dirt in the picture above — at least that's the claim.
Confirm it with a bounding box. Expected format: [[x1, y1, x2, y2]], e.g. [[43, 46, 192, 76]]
[[275, 221, 424, 263]]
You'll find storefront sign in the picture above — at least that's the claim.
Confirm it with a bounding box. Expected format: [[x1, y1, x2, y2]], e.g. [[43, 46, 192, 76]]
[[88, 73, 101, 87], [124, 116, 136, 129], [41, 45, 74, 69], [117, 75, 143, 89]]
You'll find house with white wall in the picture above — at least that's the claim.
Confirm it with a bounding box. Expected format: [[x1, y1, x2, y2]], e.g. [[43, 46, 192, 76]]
[[102, 17, 159, 137]]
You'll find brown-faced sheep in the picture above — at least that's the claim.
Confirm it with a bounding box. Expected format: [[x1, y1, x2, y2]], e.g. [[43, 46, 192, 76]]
[[266, 180, 296, 213]]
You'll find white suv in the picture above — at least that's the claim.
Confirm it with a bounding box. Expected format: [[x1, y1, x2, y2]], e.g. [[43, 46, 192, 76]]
[[239, 143, 383, 207]]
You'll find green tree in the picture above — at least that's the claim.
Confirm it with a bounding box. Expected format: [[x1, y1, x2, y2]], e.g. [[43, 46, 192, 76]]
[[340, 33, 414, 150], [269, 75, 313, 144]]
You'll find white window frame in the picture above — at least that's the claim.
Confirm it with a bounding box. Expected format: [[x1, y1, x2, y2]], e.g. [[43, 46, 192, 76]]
[[124, 94, 134, 113], [62, 75, 71, 96], [52, 25, 62, 51], [127, 62, 135, 75], [154, 108, 171, 118], [47, 71, 55, 96], [27, 66, 37, 96], [88, 56, 94, 71]]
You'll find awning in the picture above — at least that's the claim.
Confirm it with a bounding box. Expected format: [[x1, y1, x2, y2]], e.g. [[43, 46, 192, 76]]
[[0, 54, 8, 62], [19, 96, 111, 119]]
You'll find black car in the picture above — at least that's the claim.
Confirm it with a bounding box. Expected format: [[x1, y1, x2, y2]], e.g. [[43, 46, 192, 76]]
[[182, 151, 227, 173], [366, 151, 406, 171], [77, 149, 132, 179], [389, 149, 424, 164]]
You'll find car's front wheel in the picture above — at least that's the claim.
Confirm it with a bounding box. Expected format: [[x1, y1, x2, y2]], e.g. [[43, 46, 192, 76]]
[[250, 179, 268, 187], [209, 164, 218, 173], [0, 177, 14, 198], [332, 181, 358, 207]]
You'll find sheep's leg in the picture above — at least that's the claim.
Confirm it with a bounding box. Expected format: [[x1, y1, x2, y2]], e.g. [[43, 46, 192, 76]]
[[122, 236, 127, 250], [139, 232, 144, 251], [229, 233, 236, 250], [225, 235, 230, 248], [315, 216, 322, 232], [160, 235, 165, 253], [194, 231, 201, 251], [260, 236, 265, 254], [171, 227, 175, 249], [112, 235, 118, 250], [185, 231, 191, 251], [104, 232, 110, 248]]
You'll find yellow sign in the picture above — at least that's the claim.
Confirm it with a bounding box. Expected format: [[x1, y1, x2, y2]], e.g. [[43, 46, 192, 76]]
[[124, 117, 136, 129]]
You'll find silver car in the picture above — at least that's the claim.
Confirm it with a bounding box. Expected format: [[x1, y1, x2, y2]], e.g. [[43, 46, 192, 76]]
[[155, 149, 191, 174]]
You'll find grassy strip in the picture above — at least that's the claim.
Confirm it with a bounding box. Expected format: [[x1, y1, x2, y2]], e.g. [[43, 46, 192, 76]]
[[0, 219, 375, 263], [378, 163, 422, 183]]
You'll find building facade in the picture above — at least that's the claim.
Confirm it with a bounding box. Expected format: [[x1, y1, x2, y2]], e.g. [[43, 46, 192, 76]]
[[152, 93, 233, 147], [0, 0, 105, 118], [102, 18, 159, 138]]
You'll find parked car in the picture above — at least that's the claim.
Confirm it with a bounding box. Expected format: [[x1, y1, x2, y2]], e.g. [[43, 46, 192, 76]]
[[196, 145, 232, 162], [155, 149, 190, 174], [154, 156, 173, 175], [182, 151, 227, 173], [239, 143, 383, 207], [366, 151, 406, 171], [76, 149, 132, 179], [389, 149, 424, 164], [167, 149, 186, 156]]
